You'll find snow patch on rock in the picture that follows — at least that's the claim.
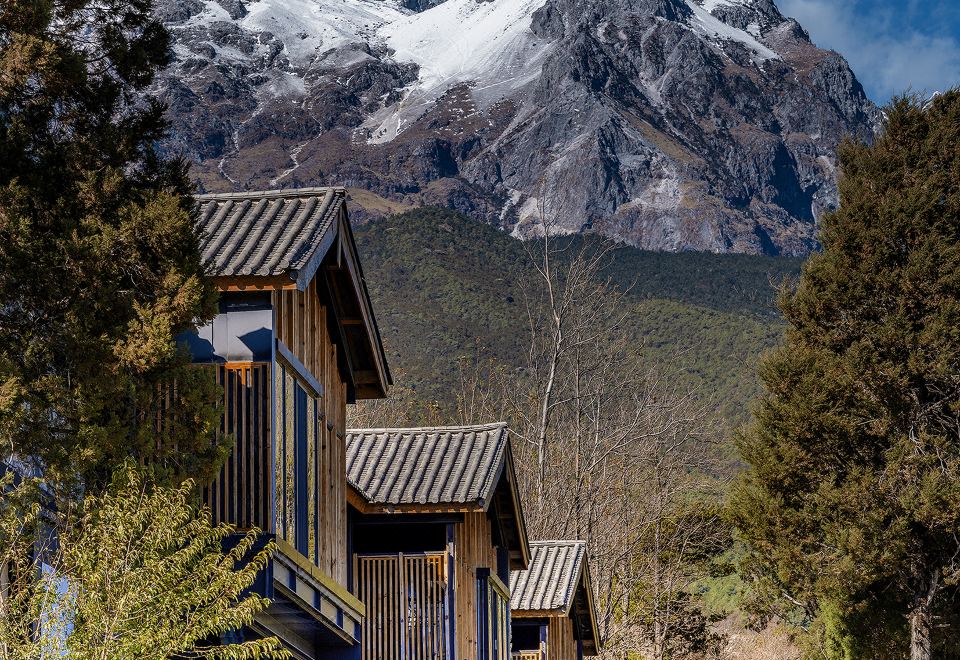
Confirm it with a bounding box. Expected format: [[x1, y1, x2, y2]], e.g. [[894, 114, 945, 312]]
[[685, 0, 779, 60], [239, 0, 408, 65], [365, 0, 554, 144]]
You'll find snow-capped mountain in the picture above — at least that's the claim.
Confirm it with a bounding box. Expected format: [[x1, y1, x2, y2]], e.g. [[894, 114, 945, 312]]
[[157, 0, 880, 255]]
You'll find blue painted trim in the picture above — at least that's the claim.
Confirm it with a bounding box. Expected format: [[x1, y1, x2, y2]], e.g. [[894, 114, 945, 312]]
[[295, 382, 309, 555], [268, 331, 278, 535], [280, 364, 287, 542], [346, 507, 355, 593], [477, 568, 491, 660], [314, 398, 321, 566], [275, 338, 325, 396], [447, 523, 456, 660]]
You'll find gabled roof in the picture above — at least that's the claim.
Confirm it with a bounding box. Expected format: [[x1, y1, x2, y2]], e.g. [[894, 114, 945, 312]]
[[197, 187, 342, 289], [195, 187, 391, 399], [510, 540, 601, 654], [510, 541, 586, 612], [346, 423, 508, 507], [346, 423, 530, 568]]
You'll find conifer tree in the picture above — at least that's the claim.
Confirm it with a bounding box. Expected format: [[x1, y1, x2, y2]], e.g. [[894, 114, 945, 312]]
[[731, 91, 960, 659], [0, 0, 222, 490]]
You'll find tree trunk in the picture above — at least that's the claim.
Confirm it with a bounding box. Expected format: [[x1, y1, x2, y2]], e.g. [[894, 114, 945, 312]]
[[910, 602, 932, 660], [910, 568, 939, 660]]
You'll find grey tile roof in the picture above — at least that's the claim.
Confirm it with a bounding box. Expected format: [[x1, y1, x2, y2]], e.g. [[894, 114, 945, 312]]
[[510, 540, 587, 613], [196, 187, 343, 282], [346, 423, 510, 507]]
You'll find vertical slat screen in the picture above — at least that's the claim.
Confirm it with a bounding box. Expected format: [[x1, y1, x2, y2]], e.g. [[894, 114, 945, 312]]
[[203, 363, 271, 531], [355, 553, 449, 660]]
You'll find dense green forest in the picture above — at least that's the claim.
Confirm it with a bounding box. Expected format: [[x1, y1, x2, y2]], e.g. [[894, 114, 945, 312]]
[[353, 206, 804, 426]]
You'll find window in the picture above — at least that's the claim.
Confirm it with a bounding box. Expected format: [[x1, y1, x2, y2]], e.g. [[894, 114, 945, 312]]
[[477, 569, 510, 660]]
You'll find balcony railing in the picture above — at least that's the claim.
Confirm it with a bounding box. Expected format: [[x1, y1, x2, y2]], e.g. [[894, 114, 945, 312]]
[[354, 552, 449, 660], [513, 653, 542, 660]]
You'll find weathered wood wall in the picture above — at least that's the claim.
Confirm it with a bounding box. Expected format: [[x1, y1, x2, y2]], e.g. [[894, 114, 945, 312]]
[[454, 511, 501, 660], [274, 276, 330, 385], [203, 363, 271, 531], [547, 616, 577, 660], [273, 280, 349, 585]]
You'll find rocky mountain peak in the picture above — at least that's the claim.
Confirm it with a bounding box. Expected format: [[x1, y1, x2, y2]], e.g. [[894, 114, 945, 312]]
[[157, 0, 880, 255]]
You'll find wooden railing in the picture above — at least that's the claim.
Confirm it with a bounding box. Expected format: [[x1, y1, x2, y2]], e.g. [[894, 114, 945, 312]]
[[354, 552, 448, 660], [513, 653, 542, 660]]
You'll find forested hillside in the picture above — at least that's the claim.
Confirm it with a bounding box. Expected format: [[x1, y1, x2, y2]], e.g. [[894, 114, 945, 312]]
[[354, 206, 803, 425]]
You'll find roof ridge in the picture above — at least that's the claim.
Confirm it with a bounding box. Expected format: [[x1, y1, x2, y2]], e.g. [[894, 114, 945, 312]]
[[530, 539, 587, 547], [475, 425, 509, 507], [195, 186, 346, 201], [346, 421, 508, 434]]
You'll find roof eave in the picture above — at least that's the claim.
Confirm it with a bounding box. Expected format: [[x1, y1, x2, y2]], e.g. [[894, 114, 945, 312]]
[[511, 608, 567, 619], [212, 274, 299, 291], [347, 477, 488, 515], [568, 548, 602, 653], [332, 205, 391, 398], [504, 440, 531, 568]]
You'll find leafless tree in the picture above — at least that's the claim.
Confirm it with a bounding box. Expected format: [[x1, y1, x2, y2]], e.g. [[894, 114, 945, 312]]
[[346, 370, 443, 430], [456, 217, 730, 659]]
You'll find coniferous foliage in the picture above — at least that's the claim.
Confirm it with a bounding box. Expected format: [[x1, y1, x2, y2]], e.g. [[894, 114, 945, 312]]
[[0, 1, 221, 490], [731, 91, 960, 659]]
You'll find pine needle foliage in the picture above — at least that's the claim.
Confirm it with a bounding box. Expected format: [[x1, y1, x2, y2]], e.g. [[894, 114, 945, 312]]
[[0, 0, 222, 491], [730, 91, 960, 657], [0, 465, 290, 660]]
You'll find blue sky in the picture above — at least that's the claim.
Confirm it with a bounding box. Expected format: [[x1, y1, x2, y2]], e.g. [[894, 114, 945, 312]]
[[777, 0, 960, 104]]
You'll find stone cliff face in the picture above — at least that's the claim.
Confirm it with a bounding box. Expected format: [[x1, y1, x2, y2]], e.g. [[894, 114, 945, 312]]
[[157, 0, 880, 255]]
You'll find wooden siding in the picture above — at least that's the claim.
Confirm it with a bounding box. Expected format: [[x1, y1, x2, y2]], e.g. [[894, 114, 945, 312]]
[[274, 277, 330, 386], [354, 553, 448, 660], [547, 617, 578, 660], [454, 511, 501, 660], [203, 363, 271, 530], [273, 282, 349, 585]]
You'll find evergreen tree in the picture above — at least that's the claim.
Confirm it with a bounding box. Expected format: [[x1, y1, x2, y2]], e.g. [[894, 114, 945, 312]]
[[0, 0, 222, 490], [731, 91, 960, 660]]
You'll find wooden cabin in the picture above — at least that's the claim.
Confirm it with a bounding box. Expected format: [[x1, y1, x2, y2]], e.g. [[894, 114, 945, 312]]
[[509, 541, 601, 660], [345, 423, 530, 660], [184, 187, 391, 659]]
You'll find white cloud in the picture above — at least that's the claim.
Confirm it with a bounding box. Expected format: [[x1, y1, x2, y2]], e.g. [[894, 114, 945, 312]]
[[778, 0, 960, 102]]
